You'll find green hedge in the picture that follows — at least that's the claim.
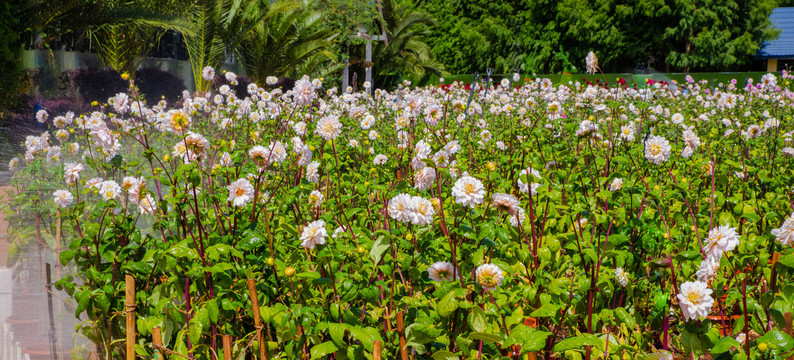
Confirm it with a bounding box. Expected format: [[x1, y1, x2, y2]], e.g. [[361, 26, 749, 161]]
[[430, 72, 776, 87]]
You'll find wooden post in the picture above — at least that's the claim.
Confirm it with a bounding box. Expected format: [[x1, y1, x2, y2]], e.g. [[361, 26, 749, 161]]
[[771, 252, 781, 292], [247, 279, 268, 360], [126, 275, 135, 360], [223, 335, 232, 360], [373, 340, 382, 360], [396, 312, 408, 360], [153, 327, 163, 360]]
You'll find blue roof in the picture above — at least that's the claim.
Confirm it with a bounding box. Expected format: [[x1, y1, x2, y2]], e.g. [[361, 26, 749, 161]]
[[757, 7, 794, 59]]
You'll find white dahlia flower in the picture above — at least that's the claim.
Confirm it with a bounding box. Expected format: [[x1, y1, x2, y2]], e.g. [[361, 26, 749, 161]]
[[677, 281, 713, 321], [300, 220, 327, 249], [451, 176, 485, 208], [428, 261, 457, 282], [227, 178, 255, 207], [53, 190, 73, 208], [475, 263, 504, 291], [644, 135, 671, 165]]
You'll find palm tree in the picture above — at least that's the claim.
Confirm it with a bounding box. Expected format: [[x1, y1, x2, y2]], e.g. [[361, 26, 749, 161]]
[[91, 1, 194, 75], [371, 0, 445, 88], [183, 0, 298, 92], [237, 0, 339, 83], [23, 0, 193, 76]]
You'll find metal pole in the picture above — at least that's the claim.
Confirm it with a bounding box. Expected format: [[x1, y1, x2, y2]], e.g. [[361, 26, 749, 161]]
[[365, 40, 372, 95]]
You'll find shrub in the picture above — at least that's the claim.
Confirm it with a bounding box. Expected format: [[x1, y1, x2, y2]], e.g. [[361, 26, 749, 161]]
[[133, 67, 186, 104], [72, 66, 127, 103]]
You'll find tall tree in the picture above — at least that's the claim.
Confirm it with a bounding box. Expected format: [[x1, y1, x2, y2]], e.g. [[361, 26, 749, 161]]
[[90, 0, 193, 75], [23, 0, 193, 75], [371, 0, 445, 87], [408, 0, 780, 74], [238, 0, 339, 82], [663, 0, 779, 71], [183, 0, 297, 92]]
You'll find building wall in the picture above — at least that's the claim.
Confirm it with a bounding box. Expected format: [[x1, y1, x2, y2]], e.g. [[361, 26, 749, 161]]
[[21, 49, 198, 92]]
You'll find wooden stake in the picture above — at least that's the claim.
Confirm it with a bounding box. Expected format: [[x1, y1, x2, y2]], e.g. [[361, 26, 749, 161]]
[[126, 275, 135, 360], [247, 279, 268, 360], [223, 335, 232, 360], [771, 252, 781, 292], [397, 312, 408, 360], [153, 327, 163, 360], [373, 340, 382, 360]]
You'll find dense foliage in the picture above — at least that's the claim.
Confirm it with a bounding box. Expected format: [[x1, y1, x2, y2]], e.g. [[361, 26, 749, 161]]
[[8, 70, 794, 359], [409, 0, 781, 74], [0, 1, 25, 111]]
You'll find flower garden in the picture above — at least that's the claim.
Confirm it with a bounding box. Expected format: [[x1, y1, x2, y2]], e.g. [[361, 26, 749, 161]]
[[7, 69, 794, 360]]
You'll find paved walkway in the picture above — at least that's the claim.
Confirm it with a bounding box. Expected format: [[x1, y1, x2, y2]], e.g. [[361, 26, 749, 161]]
[[0, 185, 91, 359], [0, 185, 12, 267]]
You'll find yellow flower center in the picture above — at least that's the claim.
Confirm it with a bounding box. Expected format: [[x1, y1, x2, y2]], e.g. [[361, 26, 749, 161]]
[[477, 271, 498, 288], [650, 144, 660, 155], [464, 183, 476, 194], [236, 188, 245, 197], [687, 291, 701, 304]]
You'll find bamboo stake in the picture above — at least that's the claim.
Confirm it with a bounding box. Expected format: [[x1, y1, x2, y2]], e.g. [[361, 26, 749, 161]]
[[397, 312, 408, 360], [126, 275, 136, 360], [223, 335, 232, 360], [771, 252, 781, 292], [247, 279, 268, 360], [153, 327, 163, 360], [373, 340, 382, 360]]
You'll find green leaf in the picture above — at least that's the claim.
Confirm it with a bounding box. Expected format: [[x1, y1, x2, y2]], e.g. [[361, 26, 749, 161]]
[[189, 317, 202, 346], [110, 155, 123, 169], [468, 306, 487, 332], [530, 303, 560, 317], [503, 324, 551, 352], [757, 330, 794, 353], [468, 332, 501, 343], [614, 308, 635, 328], [328, 323, 347, 347], [553, 334, 604, 352], [94, 292, 110, 312], [312, 278, 333, 286], [710, 336, 741, 354], [167, 242, 198, 260], [437, 291, 459, 318], [347, 326, 383, 352], [310, 341, 338, 359], [370, 235, 390, 265], [207, 299, 219, 324], [778, 253, 794, 269], [432, 350, 460, 360], [406, 323, 441, 354], [240, 231, 267, 251], [506, 307, 523, 328]]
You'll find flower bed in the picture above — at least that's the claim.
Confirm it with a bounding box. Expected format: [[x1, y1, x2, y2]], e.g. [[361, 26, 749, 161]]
[[8, 70, 794, 359]]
